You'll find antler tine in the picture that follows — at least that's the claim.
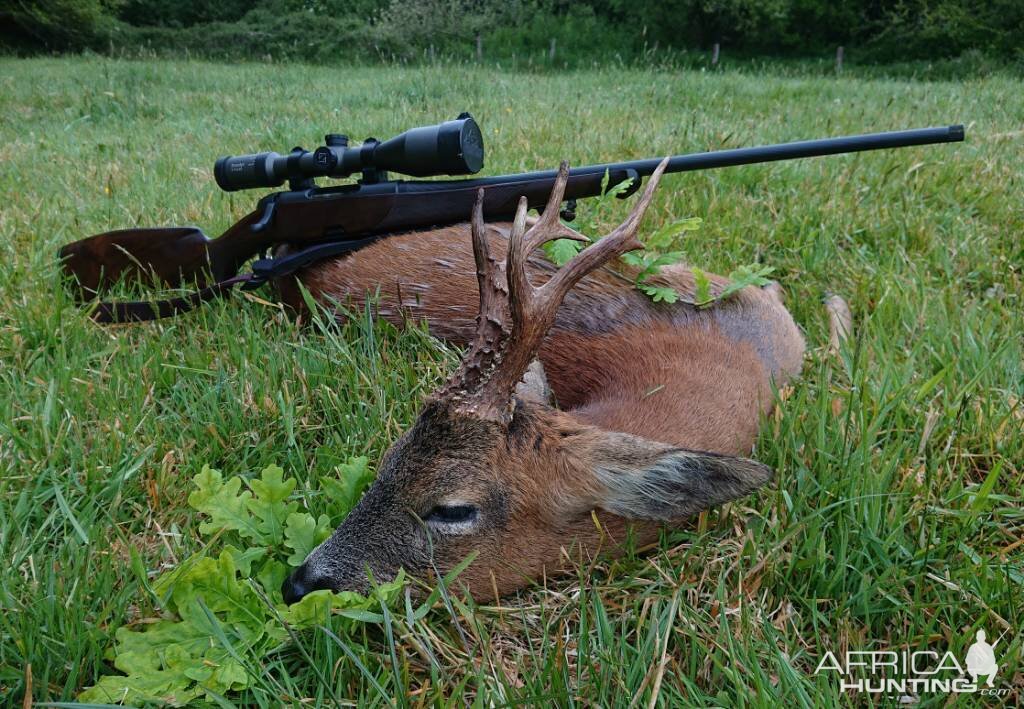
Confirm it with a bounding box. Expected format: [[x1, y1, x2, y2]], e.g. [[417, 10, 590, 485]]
[[541, 157, 670, 302], [506, 196, 534, 333], [468, 188, 507, 331], [521, 161, 589, 255], [433, 188, 510, 406], [505, 160, 591, 334]]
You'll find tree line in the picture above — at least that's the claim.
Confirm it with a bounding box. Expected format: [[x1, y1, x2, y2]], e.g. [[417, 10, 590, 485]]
[[4, 0, 1022, 68]]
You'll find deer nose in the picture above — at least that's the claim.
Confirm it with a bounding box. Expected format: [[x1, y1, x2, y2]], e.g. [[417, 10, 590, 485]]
[[281, 564, 333, 605]]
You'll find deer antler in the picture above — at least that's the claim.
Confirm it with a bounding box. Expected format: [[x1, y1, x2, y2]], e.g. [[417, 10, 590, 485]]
[[434, 157, 670, 422]]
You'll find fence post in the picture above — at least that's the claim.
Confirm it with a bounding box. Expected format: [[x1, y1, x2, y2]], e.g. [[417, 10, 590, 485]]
[[549, 37, 557, 62], [835, 46, 844, 74], [711, 42, 720, 66], [476, 34, 482, 61]]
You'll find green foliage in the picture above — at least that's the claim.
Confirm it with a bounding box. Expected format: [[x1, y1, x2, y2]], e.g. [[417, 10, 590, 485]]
[[608, 0, 1024, 61], [317, 456, 375, 519], [692, 266, 713, 305], [548, 173, 773, 305], [622, 216, 704, 303], [542, 237, 583, 267], [690, 263, 776, 307], [373, 0, 516, 51], [1, 0, 123, 51], [119, 0, 253, 28], [5, 0, 1023, 68], [542, 169, 635, 267], [78, 462, 401, 706], [715, 263, 776, 301], [864, 0, 1024, 61], [484, 4, 626, 66], [116, 10, 372, 64]]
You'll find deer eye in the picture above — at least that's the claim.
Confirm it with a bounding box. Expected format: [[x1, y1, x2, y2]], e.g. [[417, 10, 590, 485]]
[[424, 503, 479, 527]]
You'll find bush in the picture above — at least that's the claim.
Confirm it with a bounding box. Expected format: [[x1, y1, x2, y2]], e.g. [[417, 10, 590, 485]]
[[1, 0, 123, 52], [116, 10, 375, 64], [3, 0, 1023, 70], [119, 0, 253, 28], [485, 5, 635, 67], [863, 0, 1024, 62]]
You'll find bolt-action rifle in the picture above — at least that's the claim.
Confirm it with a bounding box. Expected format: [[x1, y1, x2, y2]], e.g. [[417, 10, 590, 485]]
[[58, 114, 964, 322]]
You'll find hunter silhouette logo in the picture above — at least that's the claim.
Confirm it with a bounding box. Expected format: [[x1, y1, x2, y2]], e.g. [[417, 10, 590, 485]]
[[814, 627, 1011, 696], [965, 629, 1000, 687]]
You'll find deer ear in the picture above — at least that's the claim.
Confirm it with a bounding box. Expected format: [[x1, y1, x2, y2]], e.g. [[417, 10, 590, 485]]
[[581, 432, 773, 522]]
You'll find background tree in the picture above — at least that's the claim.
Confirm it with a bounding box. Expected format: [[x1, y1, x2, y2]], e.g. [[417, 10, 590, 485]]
[[2, 0, 124, 51]]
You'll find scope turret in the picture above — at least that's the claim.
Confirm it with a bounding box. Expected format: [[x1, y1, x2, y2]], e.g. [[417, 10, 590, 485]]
[[214, 113, 484, 192]]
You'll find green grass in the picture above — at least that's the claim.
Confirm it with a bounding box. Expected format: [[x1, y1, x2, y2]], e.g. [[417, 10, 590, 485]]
[[1, 56, 1022, 706]]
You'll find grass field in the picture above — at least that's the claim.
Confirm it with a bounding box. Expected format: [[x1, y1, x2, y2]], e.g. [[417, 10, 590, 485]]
[[1, 56, 1022, 706]]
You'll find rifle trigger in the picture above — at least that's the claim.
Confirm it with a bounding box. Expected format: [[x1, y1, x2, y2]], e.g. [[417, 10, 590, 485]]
[[251, 198, 278, 233], [244, 257, 275, 289]]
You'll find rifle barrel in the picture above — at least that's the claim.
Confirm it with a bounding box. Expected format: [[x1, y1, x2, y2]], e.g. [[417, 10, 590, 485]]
[[595, 124, 965, 177], [461, 125, 964, 188]]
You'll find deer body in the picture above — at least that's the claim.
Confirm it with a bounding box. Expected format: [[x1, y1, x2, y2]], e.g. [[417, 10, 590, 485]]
[[281, 164, 806, 602], [288, 225, 803, 454]]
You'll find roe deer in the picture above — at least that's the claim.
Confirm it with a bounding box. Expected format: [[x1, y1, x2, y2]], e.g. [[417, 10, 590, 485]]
[[281, 159, 806, 604]]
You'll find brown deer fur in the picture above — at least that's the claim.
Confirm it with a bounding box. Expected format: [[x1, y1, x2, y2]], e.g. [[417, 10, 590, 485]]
[[281, 226, 803, 452], [279, 170, 805, 604]]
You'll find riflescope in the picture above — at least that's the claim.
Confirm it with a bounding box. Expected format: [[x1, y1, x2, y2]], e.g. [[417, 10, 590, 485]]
[[214, 113, 484, 191]]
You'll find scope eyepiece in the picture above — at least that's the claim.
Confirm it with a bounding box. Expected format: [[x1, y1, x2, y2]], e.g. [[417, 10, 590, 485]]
[[214, 113, 484, 192]]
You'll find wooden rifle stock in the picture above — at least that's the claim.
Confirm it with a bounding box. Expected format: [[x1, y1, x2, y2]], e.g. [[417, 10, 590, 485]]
[[59, 169, 618, 298]]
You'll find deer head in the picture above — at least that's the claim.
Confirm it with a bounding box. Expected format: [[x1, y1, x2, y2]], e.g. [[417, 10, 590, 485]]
[[282, 160, 773, 603]]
